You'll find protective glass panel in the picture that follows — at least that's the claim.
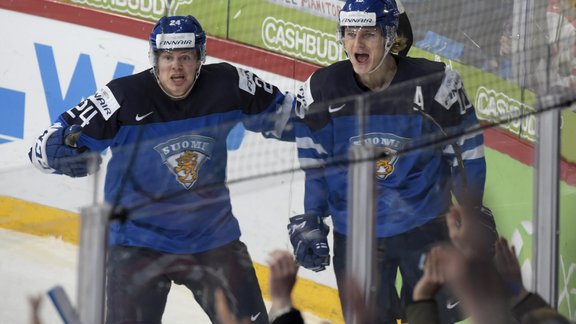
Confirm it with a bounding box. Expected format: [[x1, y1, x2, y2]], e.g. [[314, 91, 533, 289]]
[[2, 0, 576, 323]]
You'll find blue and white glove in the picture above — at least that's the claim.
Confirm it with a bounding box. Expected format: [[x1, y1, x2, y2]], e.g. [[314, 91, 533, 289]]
[[29, 123, 100, 177], [287, 214, 330, 272]]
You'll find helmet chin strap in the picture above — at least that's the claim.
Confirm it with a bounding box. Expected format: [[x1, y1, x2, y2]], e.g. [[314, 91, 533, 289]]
[[368, 37, 394, 75], [367, 51, 387, 74]]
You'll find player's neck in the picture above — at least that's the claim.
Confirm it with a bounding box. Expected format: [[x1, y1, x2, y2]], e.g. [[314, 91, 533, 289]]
[[357, 55, 397, 92]]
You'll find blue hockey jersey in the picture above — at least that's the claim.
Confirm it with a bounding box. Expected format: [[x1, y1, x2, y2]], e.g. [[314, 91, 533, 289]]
[[33, 63, 292, 254], [294, 55, 486, 237]]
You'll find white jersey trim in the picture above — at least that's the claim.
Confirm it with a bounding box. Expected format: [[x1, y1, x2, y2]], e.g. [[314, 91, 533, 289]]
[[298, 157, 325, 168], [443, 132, 482, 154], [449, 146, 485, 166], [30, 123, 62, 174], [296, 136, 327, 155]]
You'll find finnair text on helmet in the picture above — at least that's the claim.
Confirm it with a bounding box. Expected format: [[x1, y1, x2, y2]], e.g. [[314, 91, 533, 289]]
[[156, 33, 196, 49], [339, 11, 376, 26], [341, 18, 374, 25], [159, 40, 193, 47]]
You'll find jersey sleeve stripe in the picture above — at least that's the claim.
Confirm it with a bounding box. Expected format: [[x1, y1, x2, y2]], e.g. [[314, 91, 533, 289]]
[[443, 132, 483, 154], [447, 146, 485, 167], [298, 157, 325, 168], [296, 136, 328, 155], [461, 145, 485, 160]]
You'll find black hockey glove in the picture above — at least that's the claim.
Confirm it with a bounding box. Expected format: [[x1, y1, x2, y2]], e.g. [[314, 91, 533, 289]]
[[287, 214, 330, 272], [468, 205, 498, 258]]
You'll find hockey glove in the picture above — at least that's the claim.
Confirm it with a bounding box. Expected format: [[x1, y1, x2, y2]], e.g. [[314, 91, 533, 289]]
[[452, 205, 498, 260], [470, 205, 498, 258], [287, 214, 330, 272], [32, 124, 100, 177]]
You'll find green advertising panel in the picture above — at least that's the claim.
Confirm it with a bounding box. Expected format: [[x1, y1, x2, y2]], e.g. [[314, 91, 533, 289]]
[[63, 0, 576, 163], [63, 0, 229, 38], [227, 0, 346, 66]]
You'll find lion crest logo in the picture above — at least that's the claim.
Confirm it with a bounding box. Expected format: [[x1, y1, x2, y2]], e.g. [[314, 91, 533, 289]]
[[174, 151, 200, 186], [375, 147, 396, 179], [350, 133, 409, 180], [154, 135, 215, 189]]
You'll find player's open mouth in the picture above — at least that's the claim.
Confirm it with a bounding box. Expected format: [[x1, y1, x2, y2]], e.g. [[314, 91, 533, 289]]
[[355, 53, 369, 64], [171, 75, 186, 84]]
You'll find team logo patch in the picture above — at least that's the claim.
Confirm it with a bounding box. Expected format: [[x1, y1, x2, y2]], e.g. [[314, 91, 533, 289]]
[[154, 135, 215, 189], [350, 133, 409, 180]]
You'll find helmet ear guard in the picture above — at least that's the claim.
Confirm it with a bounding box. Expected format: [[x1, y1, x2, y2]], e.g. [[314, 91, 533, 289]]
[[148, 48, 156, 68]]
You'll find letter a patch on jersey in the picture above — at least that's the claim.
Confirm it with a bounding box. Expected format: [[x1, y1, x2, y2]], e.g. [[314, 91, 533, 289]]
[[413, 86, 424, 111], [154, 135, 215, 189]]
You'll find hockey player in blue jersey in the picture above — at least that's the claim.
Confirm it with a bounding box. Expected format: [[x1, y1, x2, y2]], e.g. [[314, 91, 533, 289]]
[[287, 0, 492, 323], [29, 15, 295, 324]]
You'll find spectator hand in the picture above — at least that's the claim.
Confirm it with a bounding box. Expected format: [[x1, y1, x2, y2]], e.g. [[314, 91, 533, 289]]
[[267, 250, 298, 309], [446, 205, 497, 260], [287, 214, 330, 272], [413, 245, 449, 301], [493, 236, 528, 306]]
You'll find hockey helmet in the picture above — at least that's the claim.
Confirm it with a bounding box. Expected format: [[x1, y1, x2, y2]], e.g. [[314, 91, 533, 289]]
[[149, 15, 206, 65], [338, 0, 400, 40]]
